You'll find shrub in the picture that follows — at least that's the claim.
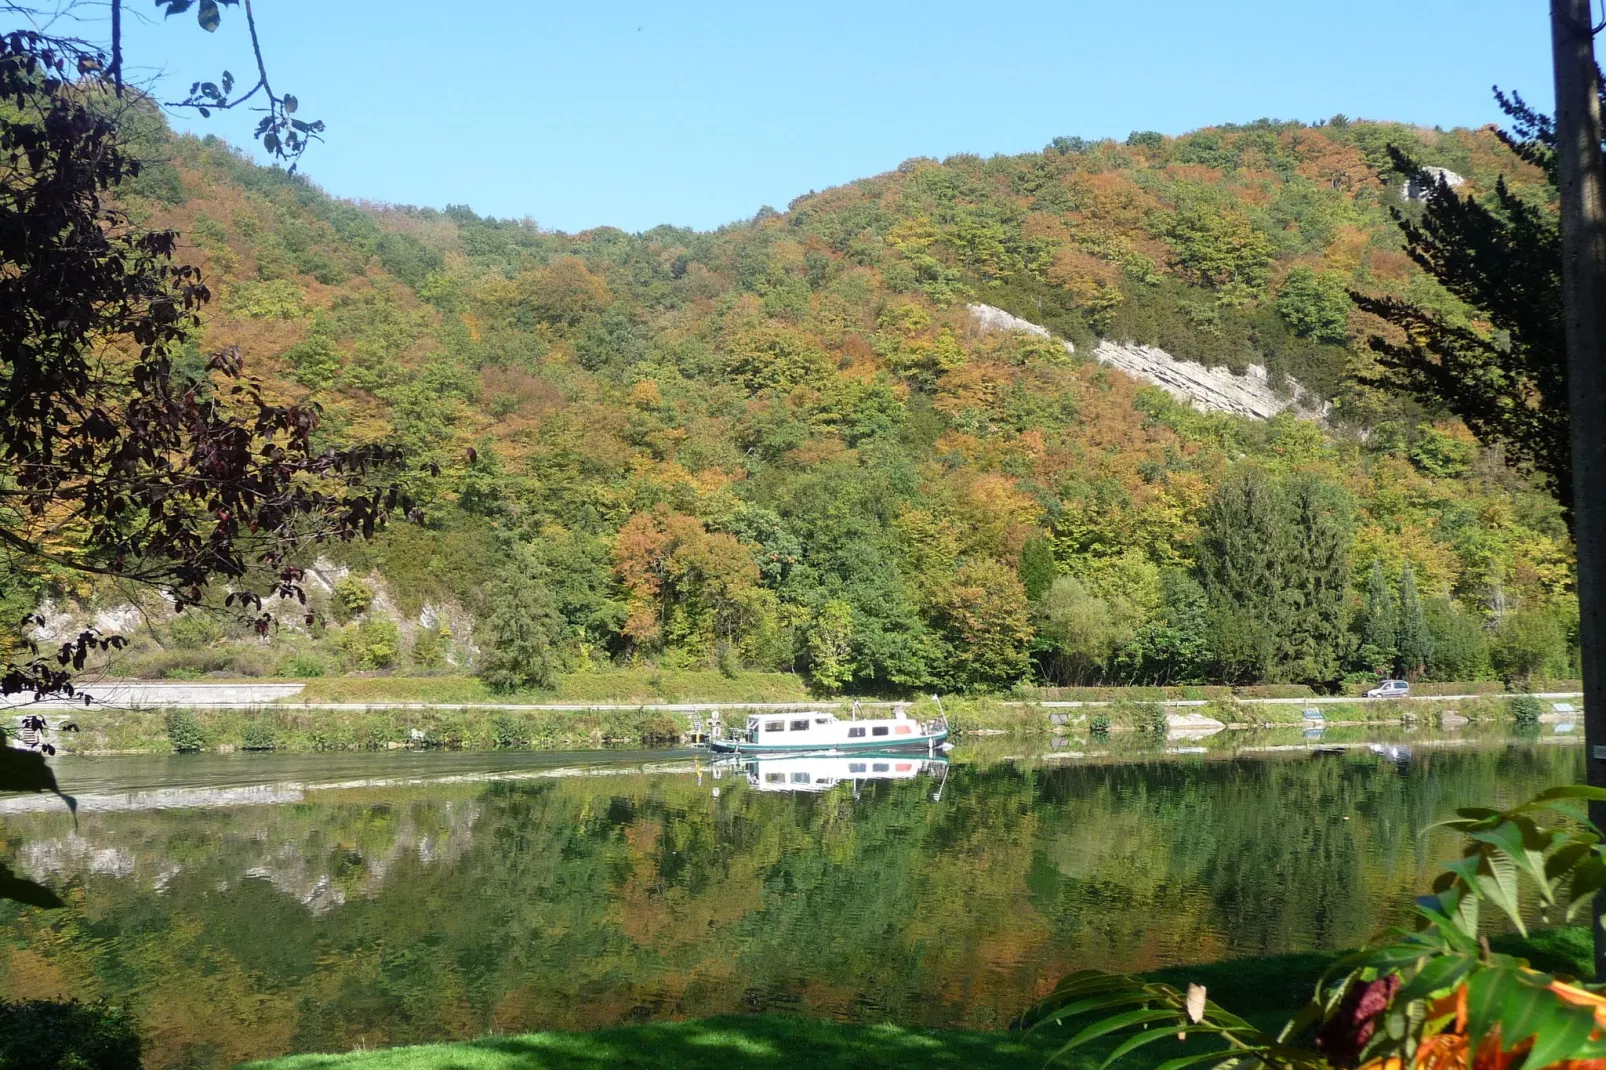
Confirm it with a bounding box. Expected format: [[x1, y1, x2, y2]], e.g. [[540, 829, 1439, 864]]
[[490, 714, 527, 749], [165, 710, 205, 753], [242, 718, 277, 751], [280, 653, 328, 678], [410, 627, 449, 672], [1509, 694, 1544, 728], [1088, 713, 1111, 737], [1136, 702, 1169, 735], [342, 618, 401, 669], [332, 578, 375, 623], [167, 611, 223, 649], [0, 999, 141, 1070]]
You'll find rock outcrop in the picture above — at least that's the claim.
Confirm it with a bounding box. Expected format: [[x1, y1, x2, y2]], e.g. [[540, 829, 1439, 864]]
[[1401, 166, 1465, 203], [1092, 340, 1330, 421], [966, 303, 1076, 356], [966, 303, 1328, 421]]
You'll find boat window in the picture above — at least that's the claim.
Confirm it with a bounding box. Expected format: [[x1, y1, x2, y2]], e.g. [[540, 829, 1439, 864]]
[[895, 725, 912, 735], [791, 772, 810, 783], [849, 762, 867, 773], [764, 773, 785, 783], [872, 726, 890, 737], [764, 720, 785, 732], [872, 763, 890, 773], [816, 777, 831, 784], [815, 717, 831, 725], [789, 719, 810, 731], [847, 727, 866, 738]]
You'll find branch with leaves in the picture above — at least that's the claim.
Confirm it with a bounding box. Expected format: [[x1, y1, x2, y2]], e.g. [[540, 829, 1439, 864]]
[[1033, 786, 1606, 1070], [152, 0, 324, 170]]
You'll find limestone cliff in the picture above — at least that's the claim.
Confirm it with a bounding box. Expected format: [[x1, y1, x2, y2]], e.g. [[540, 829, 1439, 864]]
[[967, 303, 1328, 422]]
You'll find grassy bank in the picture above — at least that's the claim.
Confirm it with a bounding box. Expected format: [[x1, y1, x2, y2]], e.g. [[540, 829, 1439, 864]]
[[294, 670, 812, 705], [1019, 680, 1582, 702], [40, 692, 1578, 755], [58, 705, 692, 754], [241, 929, 1591, 1070]]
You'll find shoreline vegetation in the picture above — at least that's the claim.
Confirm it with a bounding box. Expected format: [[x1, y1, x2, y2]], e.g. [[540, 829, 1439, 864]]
[[17, 673, 1585, 754], [236, 929, 1592, 1070]]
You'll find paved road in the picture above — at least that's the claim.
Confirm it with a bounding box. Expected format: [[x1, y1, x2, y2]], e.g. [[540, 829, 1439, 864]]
[[0, 682, 1584, 713]]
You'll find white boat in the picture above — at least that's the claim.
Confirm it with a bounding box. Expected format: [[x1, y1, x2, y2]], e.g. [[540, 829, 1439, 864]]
[[706, 705, 949, 755]]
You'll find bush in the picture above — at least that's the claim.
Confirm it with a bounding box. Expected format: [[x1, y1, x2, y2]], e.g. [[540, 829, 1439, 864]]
[[167, 611, 223, 649], [342, 618, 401, 669], [280, 653, 328, 678], [1509, 694, 1544, 728], [410, 627, 448, 672], [0, 999, 141, 1070], [1136, 702, 1169, 735], [332, 577, 375, 623], [490, 713, 527, 749], [165, 710, 205, 753], [1088, 712, 1111, 737], [241, 718, 277, 751]]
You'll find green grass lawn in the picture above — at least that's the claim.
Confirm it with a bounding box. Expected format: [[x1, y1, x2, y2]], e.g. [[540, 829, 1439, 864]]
[[239, 929, 1593, 1070]]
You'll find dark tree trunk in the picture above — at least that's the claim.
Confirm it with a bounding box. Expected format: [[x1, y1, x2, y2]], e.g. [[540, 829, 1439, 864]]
[[1551, 0, 1606, 981]]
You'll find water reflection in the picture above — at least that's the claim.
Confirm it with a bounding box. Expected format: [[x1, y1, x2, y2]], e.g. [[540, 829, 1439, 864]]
[[0, 731, 1584, 1069]]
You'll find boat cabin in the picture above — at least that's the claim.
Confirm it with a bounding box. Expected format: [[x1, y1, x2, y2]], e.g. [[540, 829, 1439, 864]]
[[741, 709, 921, 747]]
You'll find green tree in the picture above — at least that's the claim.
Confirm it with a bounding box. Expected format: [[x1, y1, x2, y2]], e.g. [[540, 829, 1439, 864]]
[[804, 599, 855, 693], [1276, 266, 1351, 343], [1195, 467, 1289, 682], [1352, 94, 1573, 523], [1395, 563, 1433, 680], [1281, 475, 1353, 684], [1359, 560, 1398, 675], [476, 572, 564, 693], [935, 560, 1032, 691], [1017, 535, 1058, 602], [1037, 575, 1121, 684]]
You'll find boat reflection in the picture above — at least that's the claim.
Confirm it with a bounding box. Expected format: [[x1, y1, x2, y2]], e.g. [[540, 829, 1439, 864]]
[[712, 753, 950, 800]]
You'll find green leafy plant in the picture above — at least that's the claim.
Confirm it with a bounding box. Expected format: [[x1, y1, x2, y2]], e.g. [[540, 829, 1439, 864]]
[[1034, 786, 1606, 1070], [490, 714, 528, 749], [1509, 694, 1545, 728], [241, 718, 277, 752], [1089, 713, 1112, 737], [332, 577, 375, 623], [165, 710, 205, 753]]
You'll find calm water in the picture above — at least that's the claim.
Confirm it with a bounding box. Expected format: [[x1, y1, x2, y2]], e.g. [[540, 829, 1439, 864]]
[[0, 729, 1585, 1069]]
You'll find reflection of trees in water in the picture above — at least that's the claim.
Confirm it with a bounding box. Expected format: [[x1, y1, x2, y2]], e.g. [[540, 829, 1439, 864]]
[[0, 747, 1582, 1067]]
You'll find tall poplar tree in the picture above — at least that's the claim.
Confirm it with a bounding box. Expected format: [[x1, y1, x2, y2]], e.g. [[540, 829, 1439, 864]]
[[1196, 467, 1289, 683], [1395, 563, 1432, 680], [1282, 475, 1355, 686], [1360, 561, 1399, 675]]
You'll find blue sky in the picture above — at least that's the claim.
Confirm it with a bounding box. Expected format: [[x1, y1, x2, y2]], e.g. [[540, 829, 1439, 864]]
[[109, 0, 1553, 234]]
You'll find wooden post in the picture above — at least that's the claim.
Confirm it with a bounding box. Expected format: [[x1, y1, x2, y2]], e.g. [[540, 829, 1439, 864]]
[[1551, 0, 1606, 980]]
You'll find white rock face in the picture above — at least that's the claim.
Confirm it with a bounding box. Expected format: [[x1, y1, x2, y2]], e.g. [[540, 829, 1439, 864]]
[[1092, 339, 1330, 421], [965, 303, 1328, 421], [1401, 166, 1466, 203], [966, 303, 1075, 356]]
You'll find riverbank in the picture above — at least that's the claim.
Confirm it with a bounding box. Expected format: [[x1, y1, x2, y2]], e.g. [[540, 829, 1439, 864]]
[[20, 688, 1580, 754], [240, 929, 1591, 1070]]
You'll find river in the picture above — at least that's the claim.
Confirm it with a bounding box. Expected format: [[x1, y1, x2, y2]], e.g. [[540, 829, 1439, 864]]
[[0, 727, 1585, 1068]]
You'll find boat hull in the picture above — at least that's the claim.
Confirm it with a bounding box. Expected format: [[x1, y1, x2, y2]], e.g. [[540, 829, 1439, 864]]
[[707, 729, 948, 755]]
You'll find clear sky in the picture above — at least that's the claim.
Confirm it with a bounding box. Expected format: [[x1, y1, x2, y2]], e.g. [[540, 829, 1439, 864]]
[[106, 0, 1553, 234]]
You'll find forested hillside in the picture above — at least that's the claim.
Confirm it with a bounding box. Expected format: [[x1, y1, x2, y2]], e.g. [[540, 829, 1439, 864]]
[[29, 109, 1579, 692]]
